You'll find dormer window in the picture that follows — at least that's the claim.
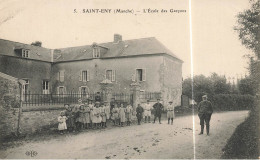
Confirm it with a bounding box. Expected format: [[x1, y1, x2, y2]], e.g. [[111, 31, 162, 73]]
[[93, 47, 100, 58], [22, 49, 30, 58]]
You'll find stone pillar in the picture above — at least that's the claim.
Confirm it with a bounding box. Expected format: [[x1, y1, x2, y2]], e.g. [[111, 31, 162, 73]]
[[100, 82, 113, 104], [130, 82, 141, 112]]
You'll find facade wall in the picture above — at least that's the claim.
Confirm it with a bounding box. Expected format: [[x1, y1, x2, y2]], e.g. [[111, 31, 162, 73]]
[[51, 55, 164, 94], [0, 55, 52, 94], [161, 55, 182, 106]]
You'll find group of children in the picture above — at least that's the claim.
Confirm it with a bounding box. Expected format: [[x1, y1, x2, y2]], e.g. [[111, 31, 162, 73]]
[[58, 99, 176, 134], [57, 99, 134, 134]]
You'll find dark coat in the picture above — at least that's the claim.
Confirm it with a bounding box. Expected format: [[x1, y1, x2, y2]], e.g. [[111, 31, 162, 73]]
[[198, 100, 213, 118], [136, 106, 144, 119], [153, 102, 164, 116]]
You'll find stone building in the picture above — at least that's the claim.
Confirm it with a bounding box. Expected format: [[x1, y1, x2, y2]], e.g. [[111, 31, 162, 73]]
[[0, 34, 183, 106]]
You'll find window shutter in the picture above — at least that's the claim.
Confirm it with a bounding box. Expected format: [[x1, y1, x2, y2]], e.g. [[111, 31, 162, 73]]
[[112, 70, 116, 81], [79, 70, 82, 81], [60, 70, 65, 82], [57, 72, 60, 81], [64, 87, 66, 94], [87, 70, 90, 81], [142, 68, 146, 81], [57, 87, 59, 94]]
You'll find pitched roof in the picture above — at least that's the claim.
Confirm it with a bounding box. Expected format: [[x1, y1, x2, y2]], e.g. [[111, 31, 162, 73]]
[[53, 37, 183, 62], [0, 37, 183, 63], [0, 39, 52, 62]]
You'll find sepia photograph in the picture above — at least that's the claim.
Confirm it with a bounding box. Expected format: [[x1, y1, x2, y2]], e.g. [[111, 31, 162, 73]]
[[0, 0, 259, 159]]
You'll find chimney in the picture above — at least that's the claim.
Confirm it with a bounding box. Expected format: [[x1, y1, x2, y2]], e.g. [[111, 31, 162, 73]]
[[114, 34, 122, 43]]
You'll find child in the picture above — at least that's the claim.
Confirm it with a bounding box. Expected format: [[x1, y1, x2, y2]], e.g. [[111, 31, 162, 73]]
[[73, 105, 80, 131], [100, 103, 107, 128], [58, 111, 67, 134], [166, 101, 175, 125], [84, 103, 91, 129], [89, 100, 94, 129], [104, 101, 111, 121], [111, 103, 119, 126], [125, 103, 133, 126], [93, 102, 101, 129], [78, 105, 85, 130], [136, 104, 144, 125], [119, 103, 126, 127], [66, 105, 76, 132]]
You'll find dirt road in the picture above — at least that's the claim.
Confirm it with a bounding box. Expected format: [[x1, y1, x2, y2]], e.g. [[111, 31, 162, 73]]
[[0, 110, 249, 159]]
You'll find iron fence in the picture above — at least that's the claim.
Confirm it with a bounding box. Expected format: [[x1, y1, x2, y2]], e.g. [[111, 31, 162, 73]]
[[23, 91, 161, 106]]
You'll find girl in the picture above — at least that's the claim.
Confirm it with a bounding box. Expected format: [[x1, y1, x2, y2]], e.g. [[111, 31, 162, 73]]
[[78, 105, 85, 130], [125, 103, 133, 126], [111, 103, 119, 126], [58, 111, 67, 134], [104, 101, 111, 121], [73, 105, 80, 131], [119, 103, 126, 127], [100, 104, 107, 128], [84, 103, 91, 129], [89, 100, 94, 129], [66, 105, 76, 132]]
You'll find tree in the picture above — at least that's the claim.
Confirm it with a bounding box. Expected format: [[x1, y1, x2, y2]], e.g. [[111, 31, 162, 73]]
[[234, 0, 260, 59], [31, 41, 42, 47], [238, 76, 256, 95], [182, 73, 233, 103]]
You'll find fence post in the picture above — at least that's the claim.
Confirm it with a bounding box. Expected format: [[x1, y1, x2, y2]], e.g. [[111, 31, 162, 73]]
[[130, 82, 141, 113]]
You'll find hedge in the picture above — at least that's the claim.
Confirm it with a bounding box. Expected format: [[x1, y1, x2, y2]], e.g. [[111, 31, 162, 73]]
[[211, 94, 255, 111]]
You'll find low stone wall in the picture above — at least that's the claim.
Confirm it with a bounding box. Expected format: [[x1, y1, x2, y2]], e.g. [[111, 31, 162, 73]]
[[0, 75, 20, 141], [20, 109, 63, 134]]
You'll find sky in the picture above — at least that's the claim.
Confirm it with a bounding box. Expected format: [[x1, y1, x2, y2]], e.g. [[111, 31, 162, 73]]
[[0, 0, 252, 79]]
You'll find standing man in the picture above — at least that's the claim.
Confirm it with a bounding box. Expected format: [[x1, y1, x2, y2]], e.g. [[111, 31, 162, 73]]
[[95, 92, 101, 102], [136, 104, 144, 125], [153, 99, 164, 124], [143, 100, 152, 123], [166, 101, 175, 125], [198, 95, 213, 135]]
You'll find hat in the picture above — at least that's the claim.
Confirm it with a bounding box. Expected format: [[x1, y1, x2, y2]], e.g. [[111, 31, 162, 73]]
[[157, 98, 160, 100], [202, 95, 207, 98], [169, 101, 173, 103]]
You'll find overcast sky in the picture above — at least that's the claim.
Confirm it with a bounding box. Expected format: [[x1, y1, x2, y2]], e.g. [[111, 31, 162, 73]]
[[0, 0, 252, 79]]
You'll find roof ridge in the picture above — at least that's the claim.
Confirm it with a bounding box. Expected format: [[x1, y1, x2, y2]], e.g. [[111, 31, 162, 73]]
[[55, 37, 156, 50], [0, 38, 51, 50]]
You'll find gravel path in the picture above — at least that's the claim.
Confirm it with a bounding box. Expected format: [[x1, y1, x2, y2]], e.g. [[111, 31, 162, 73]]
[[0, 110, 249, 159]]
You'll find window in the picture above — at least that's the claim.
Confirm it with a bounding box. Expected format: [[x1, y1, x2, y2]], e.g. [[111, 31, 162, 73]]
[[58, 70, 65, 82], [106, 70, 116, 81], [136, 69, 146, 82], [22, 49, 30, 58], [79, 86, 89, 97], [57, 86, 66, 95], [42, 80, 49, 94], [80, 70, 89, 82], [93, 47, 100, 58]]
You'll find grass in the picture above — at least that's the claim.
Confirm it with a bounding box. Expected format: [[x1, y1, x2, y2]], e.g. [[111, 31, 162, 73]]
[[221, 99, 259, 159]]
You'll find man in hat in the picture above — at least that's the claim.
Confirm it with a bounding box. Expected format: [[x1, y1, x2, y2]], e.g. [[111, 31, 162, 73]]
[[143, 100, 152, 123], [153, 99, 164, 124], [198, 95, 213, 135], [166, 101, 175, 125]]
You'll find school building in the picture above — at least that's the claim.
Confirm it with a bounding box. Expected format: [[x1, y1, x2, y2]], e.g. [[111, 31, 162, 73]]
[[0, 34, 183, 106]]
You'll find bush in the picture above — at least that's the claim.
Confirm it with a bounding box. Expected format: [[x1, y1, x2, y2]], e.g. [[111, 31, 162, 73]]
[[212, 94, 254, 111]]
